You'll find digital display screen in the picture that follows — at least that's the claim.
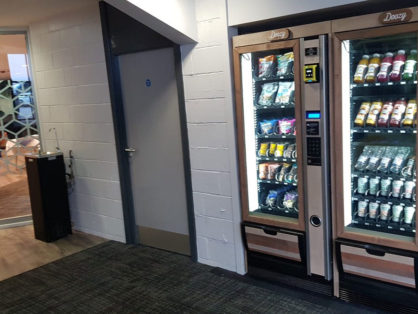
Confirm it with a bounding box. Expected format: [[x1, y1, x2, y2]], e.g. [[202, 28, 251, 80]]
[[306, 111, 321, 119]]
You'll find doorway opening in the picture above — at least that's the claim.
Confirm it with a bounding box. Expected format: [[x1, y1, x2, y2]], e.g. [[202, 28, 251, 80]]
[[0, 31, 40, 228], [100, 2, 196, 259]]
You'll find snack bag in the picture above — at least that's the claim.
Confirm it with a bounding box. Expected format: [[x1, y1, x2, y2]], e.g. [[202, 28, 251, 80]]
[[258, 55, 275, 78], [259, 163, 268, 180], [258, 142, 268, 156], [377, 146, 397, 172], [274, 143, 286, 157], [283, 144, 296, 158], [285, 163, 298, 183], [267, 163, 280, 180], [277, 52, 294, 76], [259, 120, 277, 135], [268, 142, 277, 157], [258, 82, 279, 106], [278, 118, 295, 135], [283, 190, 298, 209], [276, 163, 291, 182], [390, 147, 411, 174], [275, 82, 295, 104], [365, 146, 385, 172], [354, 146, 373, 171], [266, 190, 278, 207]]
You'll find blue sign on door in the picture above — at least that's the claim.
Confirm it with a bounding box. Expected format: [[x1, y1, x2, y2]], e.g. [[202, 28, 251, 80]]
[[145, 79, 151, 87]]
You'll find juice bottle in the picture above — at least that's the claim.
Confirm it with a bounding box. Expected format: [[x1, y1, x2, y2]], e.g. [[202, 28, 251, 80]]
[[365, 53, 381, 83], [366, 100, 383, 126], [402, 99, 417, 127], [377, 101, 394, 127], [353, 55, 369, 84], [389, 98, 407, 127], [402, 50, 417, 81], [377, 52, 393, 83], [389, 50, 406, 82], [354, 102, 371, 127]]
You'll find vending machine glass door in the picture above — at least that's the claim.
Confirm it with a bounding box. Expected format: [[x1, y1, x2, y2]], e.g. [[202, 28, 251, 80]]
[[337, 29, 418, 248], [235, 40, 305, 231]]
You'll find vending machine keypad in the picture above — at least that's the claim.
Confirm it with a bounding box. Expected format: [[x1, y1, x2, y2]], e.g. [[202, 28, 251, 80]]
[[307, 137, 321, 166]]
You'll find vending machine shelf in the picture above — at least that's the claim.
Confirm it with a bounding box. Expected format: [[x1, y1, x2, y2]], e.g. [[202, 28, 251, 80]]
[[350, 80, 417, 88], [258, 179, 297, 186], [257, 134, 296, 139], [254, 104, 295, 111], [257, 157, 297, 163], [351, 128, 417, 134], [253, 74, 294, 83]]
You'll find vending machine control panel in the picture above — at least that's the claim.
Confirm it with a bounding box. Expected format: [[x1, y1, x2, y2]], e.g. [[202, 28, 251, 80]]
[[306, 137, 321, 166]]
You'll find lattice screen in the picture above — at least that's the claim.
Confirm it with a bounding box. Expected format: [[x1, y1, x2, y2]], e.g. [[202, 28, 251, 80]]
[[0, 80, 40, 175]]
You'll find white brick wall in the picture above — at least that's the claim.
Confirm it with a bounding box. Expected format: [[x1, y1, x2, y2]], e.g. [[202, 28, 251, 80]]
[[29, 3, 126, 242], [182, 0, 245, 273]]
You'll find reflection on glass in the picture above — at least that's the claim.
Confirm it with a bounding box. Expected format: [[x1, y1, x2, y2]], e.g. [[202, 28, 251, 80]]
[[342, 32, 417, 240], [241, 48, 299, 222]]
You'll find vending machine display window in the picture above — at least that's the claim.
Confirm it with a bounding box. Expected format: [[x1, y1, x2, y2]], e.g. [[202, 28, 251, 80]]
[[236, 40, 305, 230], [339, 31, 417, 243]]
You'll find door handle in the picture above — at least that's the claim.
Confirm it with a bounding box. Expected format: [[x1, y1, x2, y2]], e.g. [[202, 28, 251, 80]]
[[125, 147, 136, 157]]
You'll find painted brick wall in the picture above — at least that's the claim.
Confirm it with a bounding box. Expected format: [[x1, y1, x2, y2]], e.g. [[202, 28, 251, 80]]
[[181, 0, 245, 273], [29, 3, 126, 242]]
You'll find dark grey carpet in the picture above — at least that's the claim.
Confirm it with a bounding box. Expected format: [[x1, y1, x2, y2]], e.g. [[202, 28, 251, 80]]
[[0, 241, 383, 313]]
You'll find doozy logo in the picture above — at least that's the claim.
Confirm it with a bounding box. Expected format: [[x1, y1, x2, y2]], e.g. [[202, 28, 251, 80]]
[[268, 29, 290, 42], [379, 9, 412, 24], [383, 12, 407, 22]]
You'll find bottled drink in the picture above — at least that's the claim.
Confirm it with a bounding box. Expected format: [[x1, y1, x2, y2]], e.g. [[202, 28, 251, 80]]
[[377, 52, 393, 83], [354, 102, 371, 126], [365, 53, 381, 83], [377, 101, 394, 127], [353, 55, 369, 84], [366, 100, 383, 126], [389, 98, 407, 127], [389, 50, 406, 82], [402, 50, 417, 81], [402, 99, 417, 127]]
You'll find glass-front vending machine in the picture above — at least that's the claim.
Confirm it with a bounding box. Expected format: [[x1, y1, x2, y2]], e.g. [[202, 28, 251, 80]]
[[233, 23, 332, 294], [332, 7, 418, 311]]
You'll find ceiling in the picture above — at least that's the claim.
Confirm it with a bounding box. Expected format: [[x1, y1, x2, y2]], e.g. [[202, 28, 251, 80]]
[[0, 0, 98, 27]]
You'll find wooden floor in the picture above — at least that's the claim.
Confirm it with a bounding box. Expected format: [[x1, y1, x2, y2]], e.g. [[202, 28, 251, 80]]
[[0, 225, 106, 281], [0, 177, 31, 219]]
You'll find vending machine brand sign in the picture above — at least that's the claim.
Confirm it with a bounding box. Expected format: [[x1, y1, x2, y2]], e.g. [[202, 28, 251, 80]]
[[379, 9, 412, 24], [268, 29, 290, 42]]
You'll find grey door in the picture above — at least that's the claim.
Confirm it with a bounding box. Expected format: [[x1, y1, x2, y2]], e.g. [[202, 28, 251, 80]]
[[119, 48, 190, 255]]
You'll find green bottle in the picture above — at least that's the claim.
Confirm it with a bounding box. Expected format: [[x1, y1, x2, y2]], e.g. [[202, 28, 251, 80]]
[[402, 49, 417, 81]]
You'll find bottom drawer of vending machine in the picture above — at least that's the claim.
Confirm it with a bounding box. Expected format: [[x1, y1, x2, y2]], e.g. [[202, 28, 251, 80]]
[[337, 239, 418, 289], [243, 222, 304, 262]]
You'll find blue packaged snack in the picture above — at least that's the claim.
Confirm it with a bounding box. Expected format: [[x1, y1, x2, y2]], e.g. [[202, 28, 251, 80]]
[[266, 190, 278, 207], [258, 82, 279, 106], [259, 119, 277, 135]]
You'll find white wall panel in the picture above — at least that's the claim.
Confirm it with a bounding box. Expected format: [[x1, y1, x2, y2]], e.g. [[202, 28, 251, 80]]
[[181, 0, 245, 274], [227, 0, 366, 26], [29, 3, 125, 242]]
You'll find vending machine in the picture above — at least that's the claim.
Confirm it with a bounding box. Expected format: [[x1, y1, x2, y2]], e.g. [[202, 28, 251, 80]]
[[331, 6, 418, 312], [233, 22, 333, 294]]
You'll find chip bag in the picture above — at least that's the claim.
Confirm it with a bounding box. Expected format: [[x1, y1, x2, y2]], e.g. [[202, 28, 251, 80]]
[[258, 55, 275, 78]]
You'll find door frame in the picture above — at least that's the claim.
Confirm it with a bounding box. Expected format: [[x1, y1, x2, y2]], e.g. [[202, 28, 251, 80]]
[[99, 2, 197, 260], [0, 28, 40, 226]]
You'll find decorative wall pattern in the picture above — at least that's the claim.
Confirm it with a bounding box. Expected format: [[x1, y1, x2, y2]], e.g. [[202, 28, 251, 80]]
[[0, 80, 40, 175]]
